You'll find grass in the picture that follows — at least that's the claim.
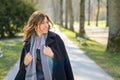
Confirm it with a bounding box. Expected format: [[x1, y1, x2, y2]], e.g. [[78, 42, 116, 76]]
[[74, 20, 107, 28], [56, 25, 120, 80], [0, 38, 23, 80], [85, 20, 107, 27]]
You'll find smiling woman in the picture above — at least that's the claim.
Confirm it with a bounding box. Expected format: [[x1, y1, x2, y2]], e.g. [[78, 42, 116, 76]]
[[15, 10, 74, 80]]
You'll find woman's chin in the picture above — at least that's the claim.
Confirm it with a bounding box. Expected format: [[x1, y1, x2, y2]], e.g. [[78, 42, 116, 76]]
[[43, 32, 48, 34], [44, 31, 48, 34]]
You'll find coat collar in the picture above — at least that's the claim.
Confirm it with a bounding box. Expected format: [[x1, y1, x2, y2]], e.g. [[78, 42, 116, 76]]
[[46, 31, 56, 46]]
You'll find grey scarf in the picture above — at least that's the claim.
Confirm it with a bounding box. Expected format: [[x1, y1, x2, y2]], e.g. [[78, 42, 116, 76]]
[[25, 34, 52, 80]]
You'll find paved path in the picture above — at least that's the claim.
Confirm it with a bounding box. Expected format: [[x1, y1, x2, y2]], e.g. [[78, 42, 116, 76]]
[[4, 60, 20, 80], [55, 28, 113, 80], [74, 25, 108, 45], [4, 28, 113, 80]]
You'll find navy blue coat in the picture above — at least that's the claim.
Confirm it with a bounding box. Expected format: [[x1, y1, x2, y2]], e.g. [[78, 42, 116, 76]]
[[15, 31, 74, 80]]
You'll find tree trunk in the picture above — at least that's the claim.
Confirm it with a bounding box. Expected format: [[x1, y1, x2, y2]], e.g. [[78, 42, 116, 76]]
[[106, 0, 109, 27], [96, 0, 100, 27], [0, 27, 5, 38], [65, 0, 68, 29], [8, 25, 15, 38], [52, 0, 58, 23], [79, 0, 85, 37], [106, 0, 120, 53], [59, 0, 63, 27], [88, 0, 91, 26], [68, 0, 74, 31]]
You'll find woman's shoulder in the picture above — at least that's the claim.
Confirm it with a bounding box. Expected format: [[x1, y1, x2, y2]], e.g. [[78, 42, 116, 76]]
[[23, 37, 31, 47], [48, 31, 63, 42], [48, 31, 60, 38]]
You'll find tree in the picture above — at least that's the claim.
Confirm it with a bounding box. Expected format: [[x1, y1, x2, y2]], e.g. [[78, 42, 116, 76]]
[[0, 0, 35, 38], [96, 0, 100, 26], [106, 0, 109, 27], [68, 0, 74, 31], [59, 0, 63, 27], [106, 0, 120, 53], [88, 0, 91, 26], [65, 0, 68, 29], [52, 0, 60, 23], [79, 0, 86, 38]]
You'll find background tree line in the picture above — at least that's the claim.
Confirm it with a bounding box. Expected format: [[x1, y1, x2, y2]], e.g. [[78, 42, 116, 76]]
[[0, 0, 120, 53]]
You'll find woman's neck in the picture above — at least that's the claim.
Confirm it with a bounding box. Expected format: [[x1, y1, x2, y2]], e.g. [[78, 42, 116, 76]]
[[37, 33, 43, 39], [37, 33, 42, 49], [39, 35, 42, 39]]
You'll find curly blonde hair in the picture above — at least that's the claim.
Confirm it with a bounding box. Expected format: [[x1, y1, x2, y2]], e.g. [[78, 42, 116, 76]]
[[23, 10, 53, 40]]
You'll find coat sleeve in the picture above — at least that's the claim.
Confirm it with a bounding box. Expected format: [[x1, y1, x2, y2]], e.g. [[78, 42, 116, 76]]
[[15, 41, 30, 80], [19, 43, 27, 69], [57, 35, 74, 80]]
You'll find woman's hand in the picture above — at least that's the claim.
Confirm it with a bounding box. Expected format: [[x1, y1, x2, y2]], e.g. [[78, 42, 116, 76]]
[[24, 52, 33, 66], [44, 46, 54, 58]]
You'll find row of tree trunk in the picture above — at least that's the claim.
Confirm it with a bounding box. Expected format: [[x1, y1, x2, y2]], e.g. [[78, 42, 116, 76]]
[[59, 0, 120, 53]]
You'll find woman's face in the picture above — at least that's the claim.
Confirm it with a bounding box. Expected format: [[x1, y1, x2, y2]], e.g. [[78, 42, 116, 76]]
[[37, 17, 49, 35]]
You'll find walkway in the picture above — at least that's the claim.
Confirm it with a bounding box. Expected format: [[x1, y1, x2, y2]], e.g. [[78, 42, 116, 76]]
[[55, 28, 113, 80], [4, 28, 113, 80], [74, 24, 108, 45]]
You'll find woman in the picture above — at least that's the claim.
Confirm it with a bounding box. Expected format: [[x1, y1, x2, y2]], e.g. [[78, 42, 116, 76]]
[[15, 10, 74, 80]]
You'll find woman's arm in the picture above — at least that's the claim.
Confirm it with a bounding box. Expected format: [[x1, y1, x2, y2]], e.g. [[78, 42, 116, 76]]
[[19, 42, 30, 69], [15, 42, 30, 80]]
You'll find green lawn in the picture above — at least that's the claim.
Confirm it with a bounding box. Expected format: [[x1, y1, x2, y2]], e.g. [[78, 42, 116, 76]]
[[74, 20, 107, 28], [56, 25, 120, 80], [0, 38, 23, 80]]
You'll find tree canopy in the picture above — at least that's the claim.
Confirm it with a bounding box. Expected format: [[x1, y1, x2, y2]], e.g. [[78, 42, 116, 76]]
[[0, 0, 35, 38]]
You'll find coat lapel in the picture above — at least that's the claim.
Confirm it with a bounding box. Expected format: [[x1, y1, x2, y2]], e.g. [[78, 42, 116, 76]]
[[46, 31, 56, 46]]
